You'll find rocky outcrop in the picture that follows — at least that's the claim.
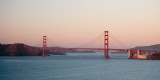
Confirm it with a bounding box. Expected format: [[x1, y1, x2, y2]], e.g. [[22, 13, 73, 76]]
[[0, 43, 42, 56]]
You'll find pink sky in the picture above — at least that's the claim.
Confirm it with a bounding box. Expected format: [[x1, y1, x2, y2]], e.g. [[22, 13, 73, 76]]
[[0, 0, 160, 48]]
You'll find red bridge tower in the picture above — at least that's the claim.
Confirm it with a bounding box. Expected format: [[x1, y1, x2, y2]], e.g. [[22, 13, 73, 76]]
[[42, 36, 47, 56], [104, 31, 109, 58]]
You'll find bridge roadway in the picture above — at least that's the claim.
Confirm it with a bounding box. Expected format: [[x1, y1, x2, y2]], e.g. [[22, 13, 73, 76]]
[[46, 47, 160, 52]]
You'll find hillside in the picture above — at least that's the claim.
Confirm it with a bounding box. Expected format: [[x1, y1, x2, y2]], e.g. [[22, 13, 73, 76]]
[[0, 43, 42, 56], [132, 44, 160, 60], [132, 44, 160, 50]]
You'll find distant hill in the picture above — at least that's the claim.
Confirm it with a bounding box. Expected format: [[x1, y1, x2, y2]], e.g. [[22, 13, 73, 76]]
[[132, 44, 160, 50], [0, 43, 67, 56], [47, 47, 95, 53], [131, 44, 160, 60], [0, 43, 42, 56]]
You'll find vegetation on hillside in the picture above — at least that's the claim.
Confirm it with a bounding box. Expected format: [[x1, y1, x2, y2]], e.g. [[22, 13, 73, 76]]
[[151, 52, 160, 60]]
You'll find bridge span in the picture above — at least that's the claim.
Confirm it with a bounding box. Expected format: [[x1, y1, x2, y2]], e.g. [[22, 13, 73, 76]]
[[42, 31, 160, 59]]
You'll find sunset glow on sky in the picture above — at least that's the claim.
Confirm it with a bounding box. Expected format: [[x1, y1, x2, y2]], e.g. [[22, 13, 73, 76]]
[[0, 0, 160, 48]]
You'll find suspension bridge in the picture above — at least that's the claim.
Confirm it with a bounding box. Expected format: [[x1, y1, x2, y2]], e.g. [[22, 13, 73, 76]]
[[41, 31, 160, 59]]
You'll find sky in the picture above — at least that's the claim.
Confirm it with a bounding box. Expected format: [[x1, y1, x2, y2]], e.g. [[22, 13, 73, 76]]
[[0, 0, 160, 48]]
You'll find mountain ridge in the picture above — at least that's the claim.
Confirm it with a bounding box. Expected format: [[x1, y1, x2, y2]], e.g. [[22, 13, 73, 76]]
[[131, 44, 160, 50]]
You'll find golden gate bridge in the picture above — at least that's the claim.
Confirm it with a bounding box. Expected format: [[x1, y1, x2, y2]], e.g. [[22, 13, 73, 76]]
[[41, 31, 160, 59]]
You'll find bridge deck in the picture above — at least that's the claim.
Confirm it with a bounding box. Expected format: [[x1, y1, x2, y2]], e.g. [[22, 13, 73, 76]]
[[46, 48, 160, 52]]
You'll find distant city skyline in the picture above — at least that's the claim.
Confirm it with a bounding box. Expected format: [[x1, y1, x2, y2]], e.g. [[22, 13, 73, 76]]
[[0, 0, 160, 48]]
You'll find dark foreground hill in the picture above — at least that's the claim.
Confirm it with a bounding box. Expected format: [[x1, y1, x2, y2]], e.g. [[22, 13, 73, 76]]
[[0, 43, 42, 56], [0, 43, 67, 56]]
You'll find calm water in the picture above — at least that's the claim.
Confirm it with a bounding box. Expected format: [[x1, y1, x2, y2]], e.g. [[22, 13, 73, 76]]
[[0, 53, 160, 80]]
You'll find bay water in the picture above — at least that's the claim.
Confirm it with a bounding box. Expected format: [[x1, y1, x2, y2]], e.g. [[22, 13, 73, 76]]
[[0, 53, 160, 80]]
